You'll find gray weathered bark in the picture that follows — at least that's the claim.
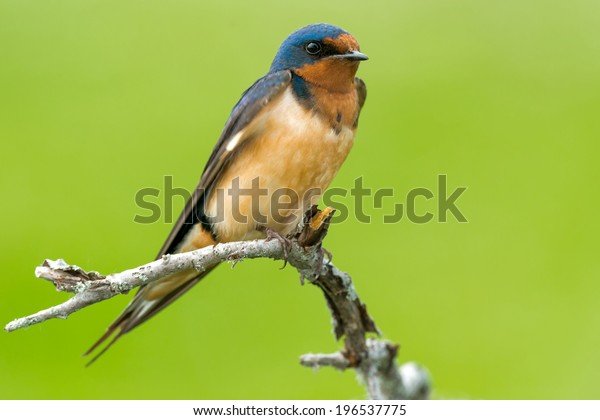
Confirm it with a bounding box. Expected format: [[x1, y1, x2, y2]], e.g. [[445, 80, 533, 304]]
[[5, 207, 431, 399]]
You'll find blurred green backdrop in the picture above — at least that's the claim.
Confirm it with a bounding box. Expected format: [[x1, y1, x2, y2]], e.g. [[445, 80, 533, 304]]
[[1, 0, 599, 399]]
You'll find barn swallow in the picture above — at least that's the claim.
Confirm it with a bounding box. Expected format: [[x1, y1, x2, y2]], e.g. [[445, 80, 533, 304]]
[[86, 23, 367, 362]]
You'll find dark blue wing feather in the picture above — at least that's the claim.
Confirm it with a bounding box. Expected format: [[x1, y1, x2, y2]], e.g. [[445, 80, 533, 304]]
[[156, 70, 292, 257]]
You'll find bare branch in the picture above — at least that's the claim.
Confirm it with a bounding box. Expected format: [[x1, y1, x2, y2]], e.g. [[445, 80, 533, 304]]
[[5, 239, 287, 333], [300, 351, 350, 370], [4, 206, 431, 399]]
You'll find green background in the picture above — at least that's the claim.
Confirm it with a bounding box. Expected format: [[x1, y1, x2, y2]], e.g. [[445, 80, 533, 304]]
[[1, 0, 599, 399]]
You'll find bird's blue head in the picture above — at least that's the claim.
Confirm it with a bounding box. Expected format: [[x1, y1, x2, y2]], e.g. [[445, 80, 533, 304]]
[[270, 23, 367, 72]]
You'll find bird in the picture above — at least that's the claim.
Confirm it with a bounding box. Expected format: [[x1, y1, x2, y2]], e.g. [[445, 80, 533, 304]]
[[85, 23, 368, 363]]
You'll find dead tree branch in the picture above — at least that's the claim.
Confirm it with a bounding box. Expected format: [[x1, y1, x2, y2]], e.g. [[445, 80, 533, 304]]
[[5, 206, 431, 399]]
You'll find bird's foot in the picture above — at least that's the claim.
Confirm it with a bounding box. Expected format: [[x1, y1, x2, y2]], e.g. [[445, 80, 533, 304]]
[[312, 247, 332, 279], [321, 247, 332, 264], [264, 228, 292, 268]]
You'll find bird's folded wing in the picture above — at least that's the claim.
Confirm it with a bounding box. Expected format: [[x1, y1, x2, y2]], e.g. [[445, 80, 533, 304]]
[[156, 69, 293, 257]]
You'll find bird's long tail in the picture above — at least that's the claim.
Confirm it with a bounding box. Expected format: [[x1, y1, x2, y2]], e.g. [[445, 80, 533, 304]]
[[85, 228, 218, 365]]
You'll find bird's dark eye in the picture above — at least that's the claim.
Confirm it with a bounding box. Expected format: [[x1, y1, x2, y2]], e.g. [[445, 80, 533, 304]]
[[305, 42, 322, 55]]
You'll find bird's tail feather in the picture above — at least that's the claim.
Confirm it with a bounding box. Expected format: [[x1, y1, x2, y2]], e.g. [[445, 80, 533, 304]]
[[84, 264, 219, 365]]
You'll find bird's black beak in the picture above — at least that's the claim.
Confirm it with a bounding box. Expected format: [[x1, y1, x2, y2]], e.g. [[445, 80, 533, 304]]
[[335, 50, 369, 61]]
